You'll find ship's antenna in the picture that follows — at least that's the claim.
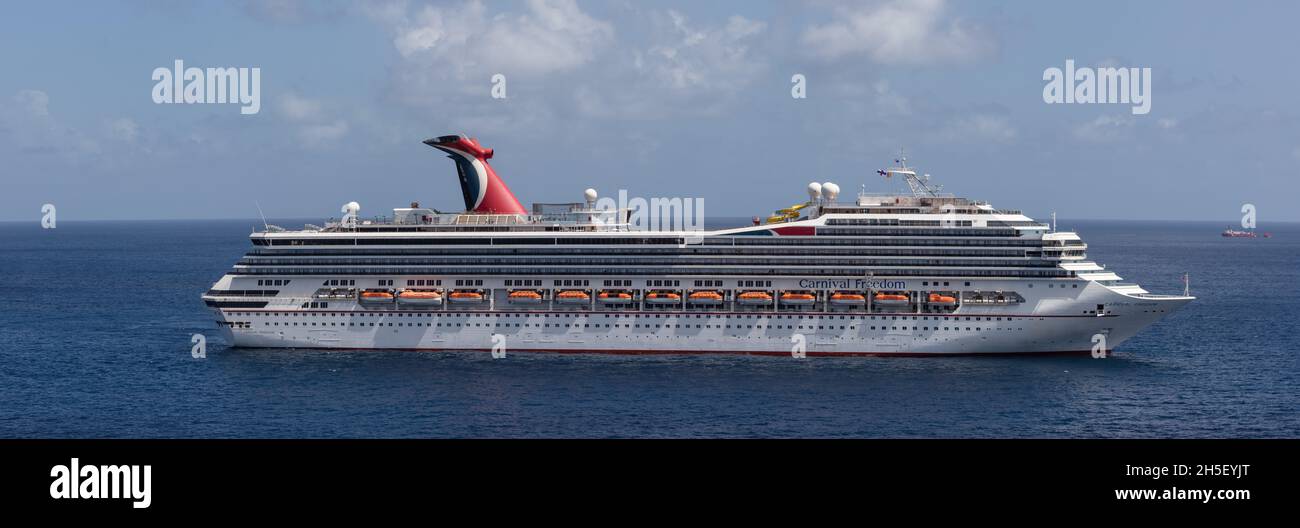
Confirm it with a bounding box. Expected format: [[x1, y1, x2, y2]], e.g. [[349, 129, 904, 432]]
[[255, 200, 269, 231]]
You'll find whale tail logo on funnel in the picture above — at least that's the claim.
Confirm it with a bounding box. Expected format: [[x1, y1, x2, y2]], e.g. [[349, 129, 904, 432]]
[[423, 135, 528, 215]]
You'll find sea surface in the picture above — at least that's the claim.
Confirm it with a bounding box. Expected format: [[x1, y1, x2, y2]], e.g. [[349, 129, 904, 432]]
[[1, 218, 1296, 438]]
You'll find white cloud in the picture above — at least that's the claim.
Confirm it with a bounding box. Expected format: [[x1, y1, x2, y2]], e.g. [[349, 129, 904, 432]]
[[1073, 114, 1136, 142], [13, 89, 50, 117], [106, 118, 140, 142], [383, 0, 613, 79], [872, 80, 911, 116], [802, 0, 996, 64], [279, 93, 324, 121], [1, 90, 100, 158], [577, 10, 768, 119], [300, 120, 349, 146], [637, 11, 767, 92], [942, 114, 1017, 143]]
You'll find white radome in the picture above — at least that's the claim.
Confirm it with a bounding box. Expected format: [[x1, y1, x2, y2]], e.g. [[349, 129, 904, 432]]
[[822, 182, 840, 201], [807, 182, 822, 200]]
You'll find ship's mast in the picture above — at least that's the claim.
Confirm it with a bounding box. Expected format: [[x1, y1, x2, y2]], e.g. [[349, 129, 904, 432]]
[[878, 150, 943, 197]]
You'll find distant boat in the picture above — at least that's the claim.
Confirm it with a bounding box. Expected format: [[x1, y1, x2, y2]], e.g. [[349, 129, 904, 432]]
[[1222, 228, 1271, 238]]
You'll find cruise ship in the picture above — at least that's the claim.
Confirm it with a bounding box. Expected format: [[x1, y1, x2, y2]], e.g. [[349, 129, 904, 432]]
[[203, 134, 1192, 356]]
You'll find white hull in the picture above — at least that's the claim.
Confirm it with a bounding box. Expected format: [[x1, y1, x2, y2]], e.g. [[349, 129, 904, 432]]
[[215, 284, 1190, 356]]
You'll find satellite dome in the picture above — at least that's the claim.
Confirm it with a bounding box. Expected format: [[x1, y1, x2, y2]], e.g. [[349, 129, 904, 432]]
[[807, 182, 823, 200], [822, 182, 840, 201]]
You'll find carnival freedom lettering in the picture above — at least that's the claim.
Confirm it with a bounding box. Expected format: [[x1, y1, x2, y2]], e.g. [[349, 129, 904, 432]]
[[799, 279, 906, 290]]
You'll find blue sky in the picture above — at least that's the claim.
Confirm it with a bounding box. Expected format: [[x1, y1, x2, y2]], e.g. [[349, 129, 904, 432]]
[[2, 0, 1297, 223]]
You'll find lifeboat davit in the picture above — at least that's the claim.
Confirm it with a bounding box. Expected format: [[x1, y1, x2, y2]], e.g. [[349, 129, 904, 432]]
[[780, 292, 817, 306], [688, 290, 724, 305], [555, 290, 591, 304], [359, 291, 394, 304], [645, 291, 681, 304], [737, 291, 773, 306], [829, 292, 866, 306], [397, 290, 443, 306], [597, 291, 634, 304], [926, 293, 958, 306], [508, 290, 544, 304], [448, 290, 485, 303], [873, 292, 910, 306]]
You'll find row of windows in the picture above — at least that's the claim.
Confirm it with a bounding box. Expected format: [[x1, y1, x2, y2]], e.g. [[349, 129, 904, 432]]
[[249, 243, 1050, 257], [825, 219, 975, 227], [244, 320, 1021, 332], [694, 280, 723, 287], [226, 311, 1036, 322], [260, 237, 689, 246], [603, 279, 632, 287], [205, 289, 279, 297], [505, 279, 541, 286], [256, 279, 290, 286], [556, 279, 590, 286], [234, 267, 1074, 278], [455, 279, 484, 286], [323, 279, 357, 286], [814, 228, 1015, 237], [408, 279, 443, 286], [256, 232, 1038, 248], [242, 254, 1063, 268]]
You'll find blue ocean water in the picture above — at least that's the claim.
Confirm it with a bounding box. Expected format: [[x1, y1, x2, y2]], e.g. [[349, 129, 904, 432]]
[[0, 218, 1296, 438]]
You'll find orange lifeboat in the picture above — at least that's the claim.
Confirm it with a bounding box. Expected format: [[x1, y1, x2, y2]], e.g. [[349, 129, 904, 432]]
[[688, 290, 724, 305], [448, 290, 485, 303], [555, 290, 591, 304], [780, 292, 817, 306], [359, 290, 394, 304], [645, 291, 681, 304], [397, 290, 443, 306], [873, 292, 910, 306], [830, 292, 866, 306], [737, 291, 773, 306], [508, 290, 544, 304], [927, 293, 958, 306], [597, 291, 634, 304]]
